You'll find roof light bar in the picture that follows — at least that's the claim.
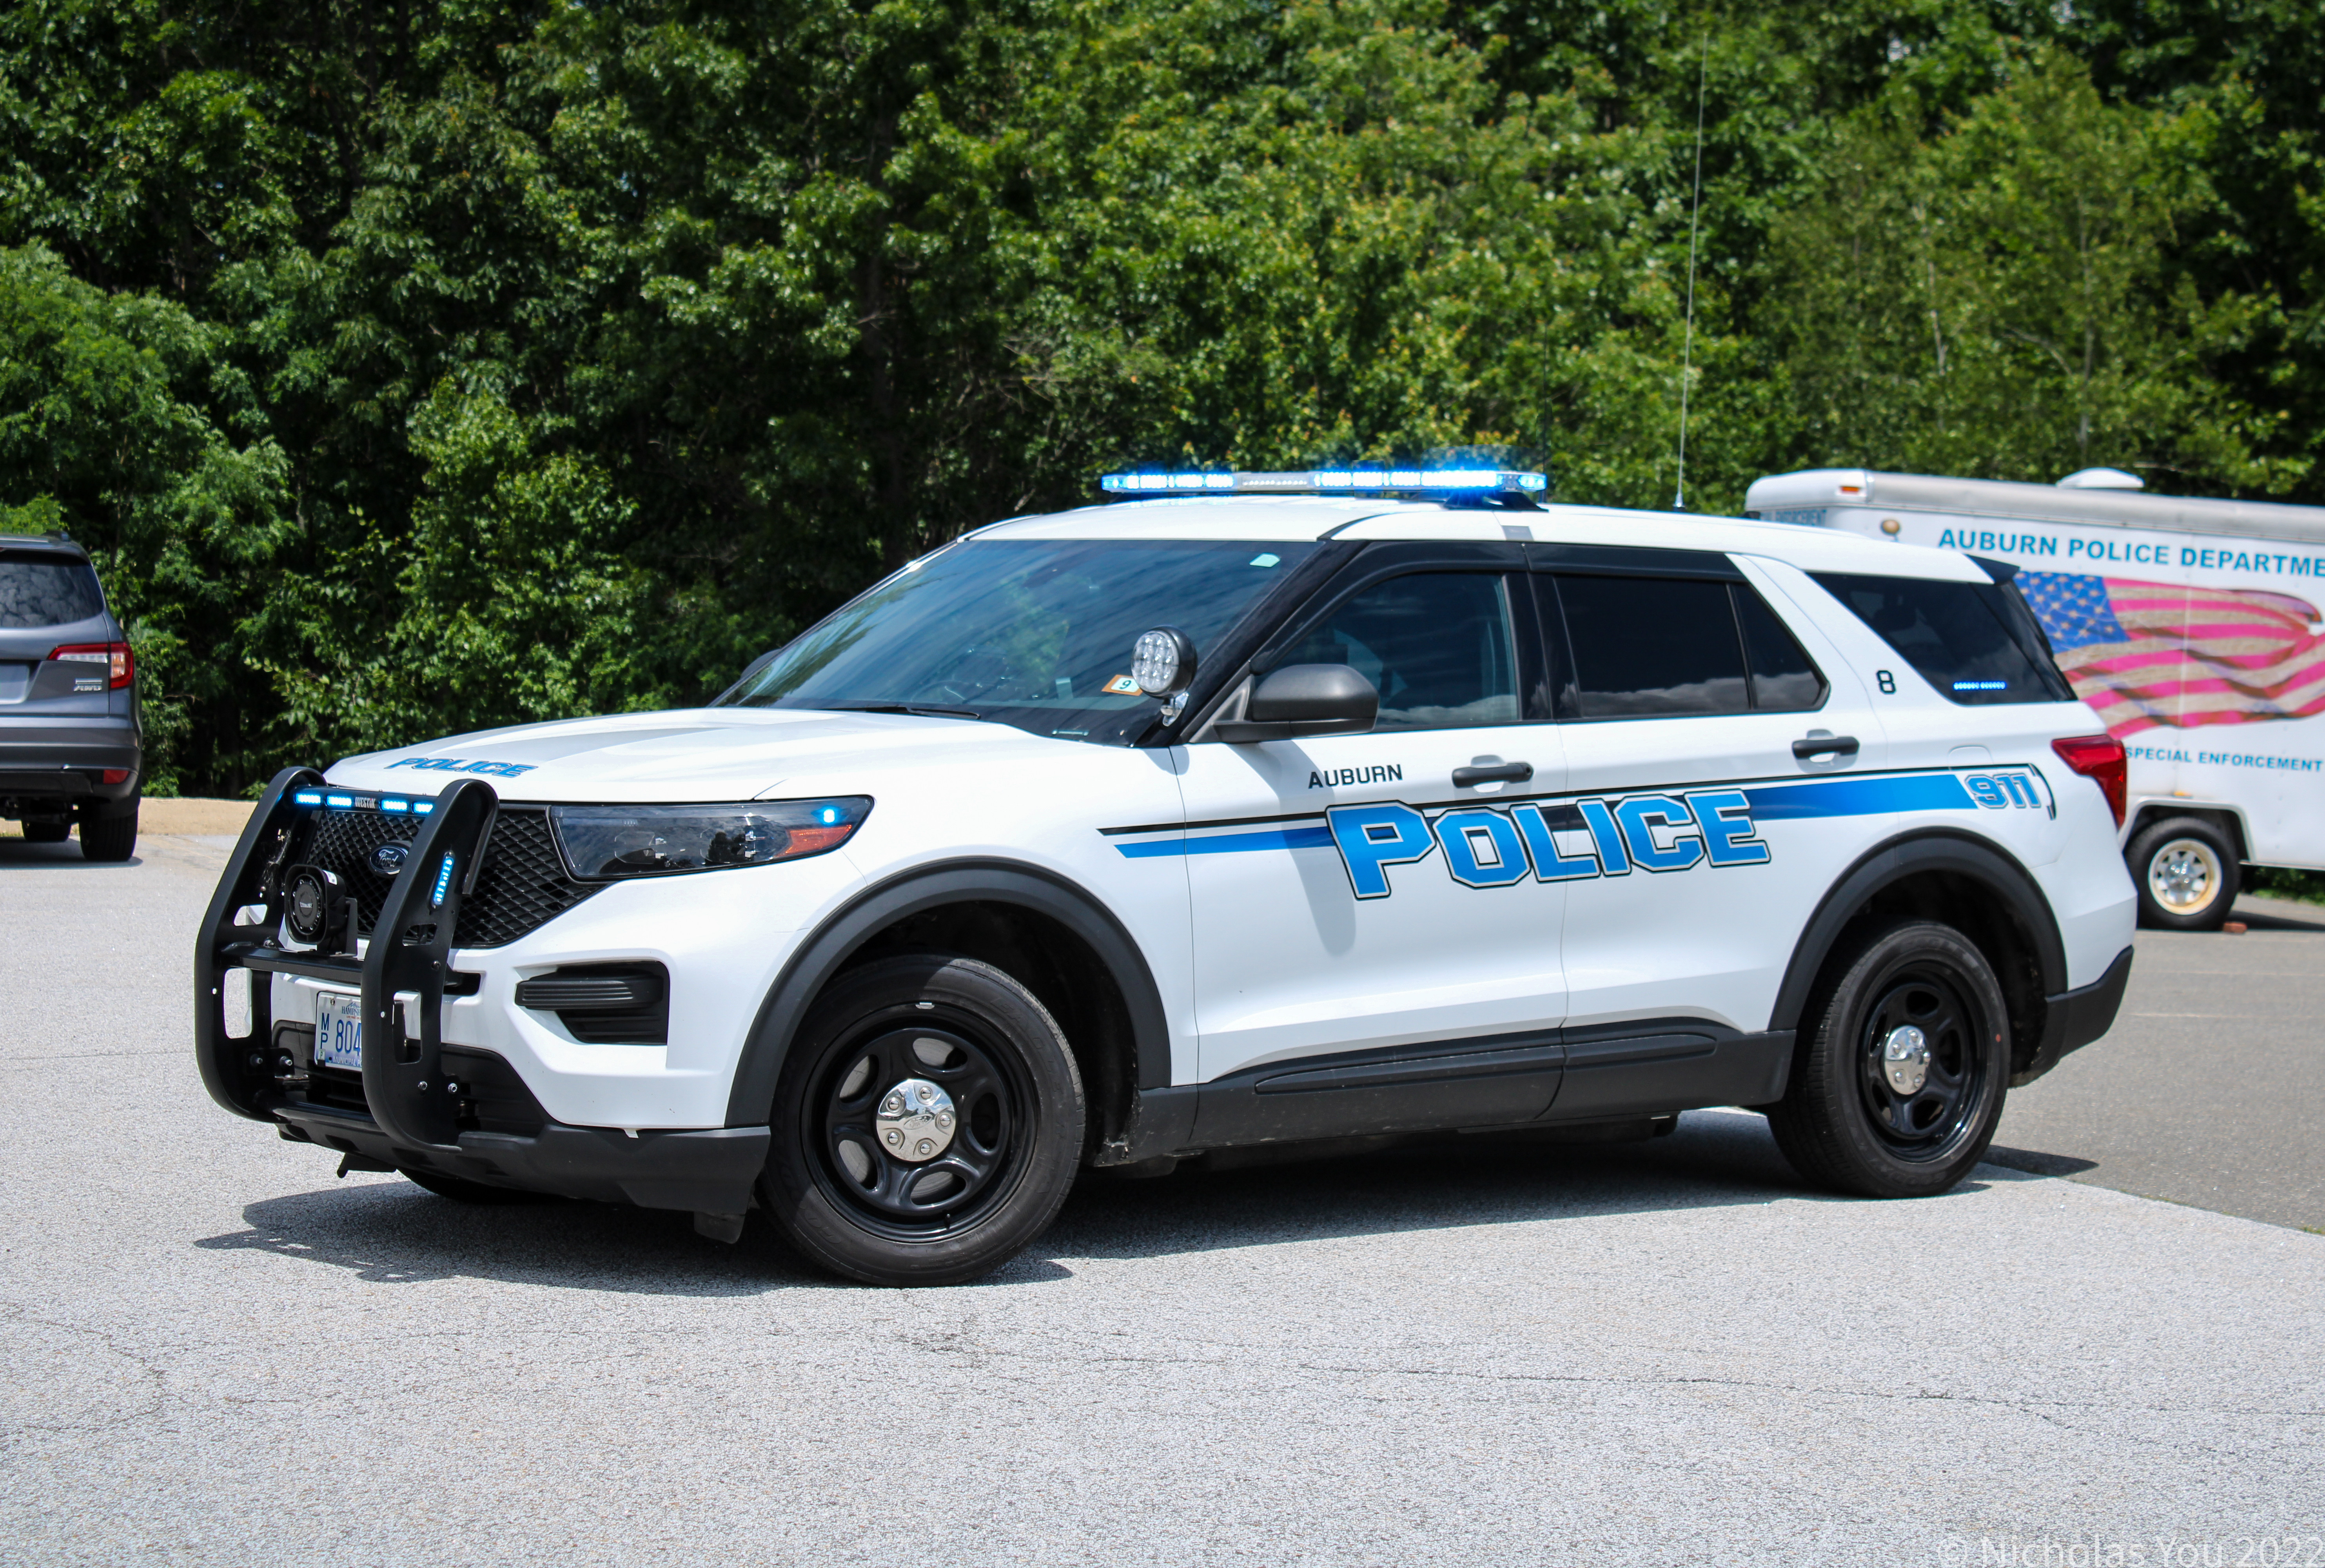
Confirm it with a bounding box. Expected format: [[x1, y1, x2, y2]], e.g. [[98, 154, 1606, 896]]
[[1100, 468, 1547, 497]]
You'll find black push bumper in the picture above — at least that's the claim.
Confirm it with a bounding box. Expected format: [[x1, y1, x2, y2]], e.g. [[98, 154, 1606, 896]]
[[2015, 944, 2135, 1086], [194, 768, 769, 1215]]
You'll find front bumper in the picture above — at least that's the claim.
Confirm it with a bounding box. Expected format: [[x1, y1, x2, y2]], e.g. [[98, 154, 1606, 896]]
[[198, 768, 810, 1210], [273, 1100, 768, 1212]]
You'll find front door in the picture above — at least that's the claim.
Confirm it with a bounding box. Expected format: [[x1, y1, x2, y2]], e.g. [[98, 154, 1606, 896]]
[[1171, 558, 1569, 1141]]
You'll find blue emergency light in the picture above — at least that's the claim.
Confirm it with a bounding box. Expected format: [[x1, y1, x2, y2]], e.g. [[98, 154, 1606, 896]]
[[1100, 468, 1547, 496]]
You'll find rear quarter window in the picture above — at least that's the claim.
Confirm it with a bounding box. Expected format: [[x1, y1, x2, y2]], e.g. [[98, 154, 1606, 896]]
[[0, 555, 106, 629], [1811, 572, 2074, 705]]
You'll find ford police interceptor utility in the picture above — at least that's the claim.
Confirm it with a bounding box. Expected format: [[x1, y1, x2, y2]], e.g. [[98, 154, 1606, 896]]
[[196, 470, 2138, 1286]]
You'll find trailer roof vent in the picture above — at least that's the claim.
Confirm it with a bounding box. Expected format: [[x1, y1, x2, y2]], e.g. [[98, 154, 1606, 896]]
[[2055, 467, 2144, 490]]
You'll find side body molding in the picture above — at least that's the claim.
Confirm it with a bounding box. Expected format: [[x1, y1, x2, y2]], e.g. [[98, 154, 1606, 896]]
[[723, 858, 1175, 1129], [1769, 829, 2068, 1071]]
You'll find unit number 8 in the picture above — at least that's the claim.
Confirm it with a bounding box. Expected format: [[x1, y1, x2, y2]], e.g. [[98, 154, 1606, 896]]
[[1876, 670, 1897, 694]]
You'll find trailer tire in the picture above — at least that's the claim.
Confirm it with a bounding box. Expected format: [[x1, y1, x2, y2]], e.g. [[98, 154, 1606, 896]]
[[2129, 816, 2238, 931]]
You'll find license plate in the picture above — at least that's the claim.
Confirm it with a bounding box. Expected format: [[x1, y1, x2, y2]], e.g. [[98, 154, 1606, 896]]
[[315, 991, 364, 1071]]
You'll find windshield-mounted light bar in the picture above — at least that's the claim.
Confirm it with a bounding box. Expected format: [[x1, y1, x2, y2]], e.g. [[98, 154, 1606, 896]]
[[1100, 468, 1547, 497], [290, 790, 436, 815]]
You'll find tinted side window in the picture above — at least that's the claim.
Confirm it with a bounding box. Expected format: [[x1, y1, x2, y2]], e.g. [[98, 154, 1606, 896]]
[[1280, 572, 1518, 729], [1737, 588, 1828, 712], [0, 556, 105, 629], [1813, 573, 2073, 705], [1550, 575, 1748, 718]]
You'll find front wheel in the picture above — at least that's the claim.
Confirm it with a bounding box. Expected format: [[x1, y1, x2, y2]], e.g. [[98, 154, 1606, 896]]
[[1766, 919, 2010, 1199], [762, 954, 1084, 1287], [2128, 815, 2237, 931]]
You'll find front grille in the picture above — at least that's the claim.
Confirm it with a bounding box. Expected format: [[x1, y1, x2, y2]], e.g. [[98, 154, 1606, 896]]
[[302, 807, 417, 935], [461, 811, 600, 947], [292, 806, 600, 949]]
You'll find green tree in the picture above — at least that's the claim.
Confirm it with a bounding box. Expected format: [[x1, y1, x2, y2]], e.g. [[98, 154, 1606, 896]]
[[1768, 49, 2284, 488], [0, 244, 292, 791]]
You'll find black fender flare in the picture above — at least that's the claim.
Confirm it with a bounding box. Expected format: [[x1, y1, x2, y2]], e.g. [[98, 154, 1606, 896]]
[[723, 858, 1174, 1128], [1769, 829, 2067, 1037]]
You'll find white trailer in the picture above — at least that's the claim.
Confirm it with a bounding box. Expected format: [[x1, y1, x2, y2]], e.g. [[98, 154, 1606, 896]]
[[1744, 467, 2325, 929]]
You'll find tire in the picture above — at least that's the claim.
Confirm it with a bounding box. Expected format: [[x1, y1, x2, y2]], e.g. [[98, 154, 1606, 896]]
[[21, 819, 71, 843], [78, 800, 137, 862], [399, 1167, 559, 1204], [1766, 919, 2011, 1199], [762, 953, 1085, 1287], [2128, 815, 2238, 931]]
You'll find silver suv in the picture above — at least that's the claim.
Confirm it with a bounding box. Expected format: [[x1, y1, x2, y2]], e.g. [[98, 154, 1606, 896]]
[[0, 533, 141, 860]]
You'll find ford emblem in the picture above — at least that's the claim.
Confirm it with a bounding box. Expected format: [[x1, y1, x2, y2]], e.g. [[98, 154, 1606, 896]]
[[370, 842, 410, 877]]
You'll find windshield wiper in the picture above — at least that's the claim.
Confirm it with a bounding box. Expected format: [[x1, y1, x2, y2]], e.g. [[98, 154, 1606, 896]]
[[813, 701, 986, 721]]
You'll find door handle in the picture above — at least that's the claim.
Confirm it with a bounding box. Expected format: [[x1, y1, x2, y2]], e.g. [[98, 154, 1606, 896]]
[[1452, 761, 1534, 788], [1792, 734, 1860, 760]]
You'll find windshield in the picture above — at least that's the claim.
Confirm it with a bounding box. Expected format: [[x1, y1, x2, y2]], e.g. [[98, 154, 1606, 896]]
[[718, 539, 1318, 741]]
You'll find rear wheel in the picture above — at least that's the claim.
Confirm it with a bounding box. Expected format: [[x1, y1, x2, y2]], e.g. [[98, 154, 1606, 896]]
[[78, 799, 137, 862], [20, 818, 71, 843], [762, 954, 1084, 1287], [2128, 815, 2237, 931], [1767, 919, 2009, 1199]]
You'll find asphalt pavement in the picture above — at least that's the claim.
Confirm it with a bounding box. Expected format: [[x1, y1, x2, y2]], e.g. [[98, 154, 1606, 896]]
[[2, 829, 2319, 1565], [1992, 894, 2325, 1232]]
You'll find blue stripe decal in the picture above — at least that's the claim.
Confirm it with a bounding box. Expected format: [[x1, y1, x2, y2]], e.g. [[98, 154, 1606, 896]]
[[1115, 825, 1334, 859], [1740, 774, 1975, 819]]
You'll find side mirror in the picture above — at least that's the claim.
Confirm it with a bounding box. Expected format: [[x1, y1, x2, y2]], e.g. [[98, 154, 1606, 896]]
[[1211, 664, 1378, 743]]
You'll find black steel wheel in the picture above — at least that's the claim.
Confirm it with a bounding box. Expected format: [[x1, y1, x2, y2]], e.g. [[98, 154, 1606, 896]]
[[1767, 919, 2009, 1198], [763, 954, 1083, 1286]]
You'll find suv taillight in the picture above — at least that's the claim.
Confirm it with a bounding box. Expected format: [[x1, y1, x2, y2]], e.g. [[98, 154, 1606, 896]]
[[2051, 733, 2126, 827], [49, 642, 133, 690]]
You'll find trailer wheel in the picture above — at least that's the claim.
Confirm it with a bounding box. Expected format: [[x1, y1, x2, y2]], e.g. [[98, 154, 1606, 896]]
[[2128, 815, 2238, 931]]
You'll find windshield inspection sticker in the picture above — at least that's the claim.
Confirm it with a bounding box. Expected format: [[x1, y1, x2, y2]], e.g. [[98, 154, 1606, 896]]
[[1104, 768, 2045, 898]]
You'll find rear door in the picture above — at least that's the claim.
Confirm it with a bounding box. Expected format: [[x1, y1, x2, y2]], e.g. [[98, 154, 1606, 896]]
[[1534, 545, 1892, 1051]]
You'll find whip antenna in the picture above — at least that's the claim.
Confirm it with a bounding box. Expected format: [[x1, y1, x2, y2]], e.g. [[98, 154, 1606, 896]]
[[1673, 34, 1708, 511]]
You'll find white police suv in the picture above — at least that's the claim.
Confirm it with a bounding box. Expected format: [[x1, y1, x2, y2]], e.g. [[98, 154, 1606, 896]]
[[198, 470, 2138, 1285]]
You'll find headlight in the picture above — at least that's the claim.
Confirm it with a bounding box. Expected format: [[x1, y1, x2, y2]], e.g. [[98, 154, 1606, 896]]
[[549, 798, 872, 880]]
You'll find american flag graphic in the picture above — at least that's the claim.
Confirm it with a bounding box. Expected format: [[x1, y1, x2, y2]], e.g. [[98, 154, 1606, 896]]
[[2018, 571, 2325, 737]]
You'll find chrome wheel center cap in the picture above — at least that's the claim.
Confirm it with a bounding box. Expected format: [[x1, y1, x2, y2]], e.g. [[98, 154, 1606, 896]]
[[1880, 1025, 1931, 1095], [877, 1078, 957, 1163], [2153, 844, 2212, 906]]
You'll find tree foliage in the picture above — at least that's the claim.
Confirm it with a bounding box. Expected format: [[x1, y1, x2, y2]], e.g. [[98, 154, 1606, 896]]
[[0, 0, 2318, 793]]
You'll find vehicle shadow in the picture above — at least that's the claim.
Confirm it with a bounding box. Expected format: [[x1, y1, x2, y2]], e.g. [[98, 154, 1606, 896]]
[[2229, 897, 2325, 933], [1043, 1108, 1871, 1265], [0, 837, 142, 869], [188, 1110, 2019, 1295], [193, 1180, 831, 1295]]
